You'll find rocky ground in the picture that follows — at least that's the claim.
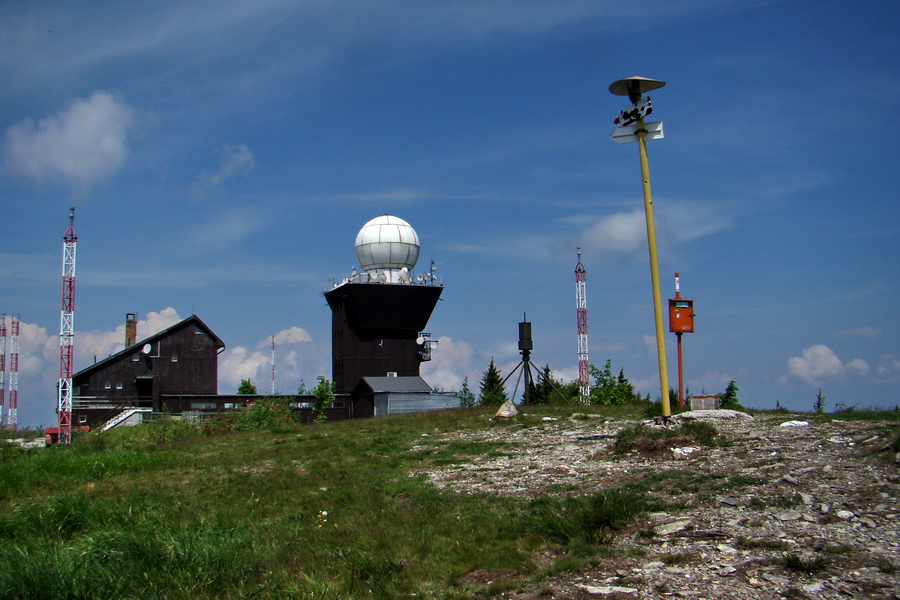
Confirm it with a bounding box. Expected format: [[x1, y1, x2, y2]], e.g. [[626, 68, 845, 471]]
[[414, 410, 900, 599]]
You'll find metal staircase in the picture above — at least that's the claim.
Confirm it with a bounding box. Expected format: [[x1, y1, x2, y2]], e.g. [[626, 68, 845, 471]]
[[100, 408, 152, 432]]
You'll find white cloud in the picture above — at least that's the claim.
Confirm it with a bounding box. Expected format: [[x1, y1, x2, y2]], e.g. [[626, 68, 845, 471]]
[[218, 346, 271, 392], [578, 202, 732, 262], [4, 90, 134, 190], [420, 336, 474, 392], [220, 328, 317, 394], [272, 326, 313, 346], [190, 143, 255, 201], [784, 344, 870, 386], [580, 208, 647, 259]]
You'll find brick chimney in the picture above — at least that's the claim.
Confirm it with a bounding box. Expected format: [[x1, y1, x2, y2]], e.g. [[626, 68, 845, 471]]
[[125, 313, 137, 347]]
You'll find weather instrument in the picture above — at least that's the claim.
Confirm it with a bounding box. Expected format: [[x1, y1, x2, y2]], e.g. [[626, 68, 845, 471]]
[[608, 76, 673, 419]]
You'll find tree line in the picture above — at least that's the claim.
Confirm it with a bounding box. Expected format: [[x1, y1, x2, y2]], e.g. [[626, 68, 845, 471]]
[[465, 358, 740, 409]]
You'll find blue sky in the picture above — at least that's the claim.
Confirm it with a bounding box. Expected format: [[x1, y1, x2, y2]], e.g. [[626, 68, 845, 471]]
[[2, 0, 898, 427]]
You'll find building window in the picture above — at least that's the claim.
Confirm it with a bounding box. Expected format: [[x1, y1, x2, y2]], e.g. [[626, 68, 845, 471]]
[[190, 402, 217, 410], [171, 356, 179, 363], [116, 382, 123, 390], [78, 415, 87, 424], [104, 382, 112, 390], [132, 354, 140, 362]]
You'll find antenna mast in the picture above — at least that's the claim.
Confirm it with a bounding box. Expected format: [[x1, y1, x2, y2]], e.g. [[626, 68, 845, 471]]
[[0, 316, 6, 427], [270, 333, 277, 395], [8, 316, 19, 430], [575, 248, 590, 403], [58, 208, 77, 444]]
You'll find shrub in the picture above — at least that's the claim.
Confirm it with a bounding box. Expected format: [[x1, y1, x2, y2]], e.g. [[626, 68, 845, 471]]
[[233, 397, 294, 430]]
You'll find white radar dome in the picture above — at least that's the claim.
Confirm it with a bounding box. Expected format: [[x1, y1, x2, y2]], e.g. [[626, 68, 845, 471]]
[[355, 215, 420, 279]]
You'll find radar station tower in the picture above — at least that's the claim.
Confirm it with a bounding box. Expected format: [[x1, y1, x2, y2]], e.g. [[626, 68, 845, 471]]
[[324, 215, 442, 394]]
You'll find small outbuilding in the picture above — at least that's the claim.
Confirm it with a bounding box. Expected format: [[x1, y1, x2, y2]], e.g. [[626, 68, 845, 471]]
[[352, 376, 459, 418]]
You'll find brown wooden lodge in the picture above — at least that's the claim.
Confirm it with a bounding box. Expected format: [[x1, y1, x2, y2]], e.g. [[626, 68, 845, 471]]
[[71, 313, 458, 432]]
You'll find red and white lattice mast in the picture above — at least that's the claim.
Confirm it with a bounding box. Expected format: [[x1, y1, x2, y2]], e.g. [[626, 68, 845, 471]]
[[8, 316, 19, 430], [575, 247, 590, 403], [0, 316, 6, 427], [58, 208, 77, 444]]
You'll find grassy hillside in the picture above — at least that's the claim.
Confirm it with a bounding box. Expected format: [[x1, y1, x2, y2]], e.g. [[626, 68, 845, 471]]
[[0, 406, 635, 598], [1, 404, 895, 599]]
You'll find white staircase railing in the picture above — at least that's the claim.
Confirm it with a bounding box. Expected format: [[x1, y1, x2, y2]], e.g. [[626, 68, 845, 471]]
[[100, 408, 152, 432]]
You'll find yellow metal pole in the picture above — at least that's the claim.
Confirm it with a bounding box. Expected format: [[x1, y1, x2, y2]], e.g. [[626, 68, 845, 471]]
[[636, 119, 671, 419]]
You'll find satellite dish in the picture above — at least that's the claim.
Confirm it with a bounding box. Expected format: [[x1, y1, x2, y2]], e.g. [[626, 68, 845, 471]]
[[141, 343, 152, 354], [416, 336, 425, 345]]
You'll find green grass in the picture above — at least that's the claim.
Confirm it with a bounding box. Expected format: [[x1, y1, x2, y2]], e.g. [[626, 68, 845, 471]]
[[4, 402, 893, 598], [613, 420, 722, 454], [0, 407, 658, 599]]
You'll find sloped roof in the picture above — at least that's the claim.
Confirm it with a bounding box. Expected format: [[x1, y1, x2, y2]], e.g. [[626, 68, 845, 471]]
[[73, 315, 225, 378], [357, 376, 433, 394]]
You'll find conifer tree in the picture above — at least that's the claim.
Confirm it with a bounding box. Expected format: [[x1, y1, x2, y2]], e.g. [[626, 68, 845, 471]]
[[719, 380, 740, 409], [459, 376, 477, 408], [478, 358, 508, 405]]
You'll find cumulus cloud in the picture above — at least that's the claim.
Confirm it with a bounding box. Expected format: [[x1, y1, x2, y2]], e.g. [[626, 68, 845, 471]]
[[272, 326, 313, 346], [4, 90, 134, 190], [218, 346, 271, 392], [420, 336, 475, 392], [220, 327, 316, 393], [783, 344, 870, 386], [190, 143, 255, 201]]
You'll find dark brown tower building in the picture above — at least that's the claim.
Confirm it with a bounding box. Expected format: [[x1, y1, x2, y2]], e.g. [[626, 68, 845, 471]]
[[325, 215, 442, 395], [325, 282, 442, 394]]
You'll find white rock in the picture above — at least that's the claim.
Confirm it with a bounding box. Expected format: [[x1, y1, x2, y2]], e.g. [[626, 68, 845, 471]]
[[496, 400, 518, 418], [577, 584, 638, 595], [780, 420, 810, 427], [656, 520, 691, 535], [673, 446, 700, 457]]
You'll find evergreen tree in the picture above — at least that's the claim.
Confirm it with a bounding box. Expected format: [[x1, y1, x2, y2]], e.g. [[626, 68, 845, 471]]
[[719, 380, 740, 409], [814, 388, 827, 413], [237, 379, 257, 395], [478, 358, 508, 406], [589, 360, 639, 405], [527, 364, 564, 404], [459, 376, 477, 408]]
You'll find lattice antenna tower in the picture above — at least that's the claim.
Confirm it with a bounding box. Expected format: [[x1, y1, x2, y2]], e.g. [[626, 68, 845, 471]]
[[575, 247, 590, 402], [58, 207, 77, 444], [8, 316, 19, 430], [0, 316, 6, 427], [270, 333, 277, 395]]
